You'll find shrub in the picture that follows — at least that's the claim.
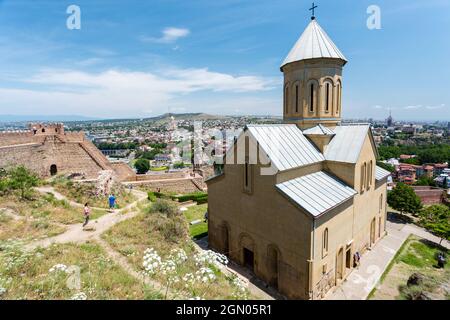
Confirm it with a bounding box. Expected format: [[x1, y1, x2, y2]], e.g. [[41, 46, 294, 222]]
[[175, 192, 208, 203], [148, 199, 179, 218], [155, 214, 188, 243], [148, 192, 157, 202]]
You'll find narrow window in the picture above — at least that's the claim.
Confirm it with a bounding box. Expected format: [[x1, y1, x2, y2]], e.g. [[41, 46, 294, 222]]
[[379, 194, 383, 213], [325, 83, 330, 112], [360, 164, 365, 193], [309, 83, 314, 112], [245, 162, 249, 188], [295, 84, 299, 113], [336, 83, 341, 114], [323, 228, 329, 256], [284, 86, 289, 114]]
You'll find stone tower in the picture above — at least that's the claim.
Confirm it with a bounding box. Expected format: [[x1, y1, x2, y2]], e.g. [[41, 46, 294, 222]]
[[280, 18, 347, 129]]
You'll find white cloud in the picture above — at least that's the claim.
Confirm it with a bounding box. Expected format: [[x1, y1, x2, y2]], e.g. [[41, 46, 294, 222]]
[[372, 105, 384, 109], [403, 104, 445, 110], [0, 67, 277, 118], [140, 27, 190, 44], [404, 105, 422, 109]]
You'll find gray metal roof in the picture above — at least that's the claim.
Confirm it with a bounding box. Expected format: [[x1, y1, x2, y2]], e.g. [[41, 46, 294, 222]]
[[281, 19, 347, 69], [276, 171, 357, 218], [324, 125, 370, 163], [246, 124, 324, 172], [303, 124, 335, 136], [375, 165, 391, 181]]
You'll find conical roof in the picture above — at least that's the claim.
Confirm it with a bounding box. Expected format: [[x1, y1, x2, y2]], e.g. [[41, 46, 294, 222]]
[[281, 19, 347, 69]]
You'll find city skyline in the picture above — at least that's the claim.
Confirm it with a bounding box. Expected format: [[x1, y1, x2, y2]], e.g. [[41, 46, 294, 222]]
[[0, 0, 449, 121]]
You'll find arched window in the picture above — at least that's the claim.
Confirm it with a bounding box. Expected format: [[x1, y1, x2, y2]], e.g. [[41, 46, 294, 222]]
[[360, 163, 366, 193], [323, 228, 329, 257], [368, 160, 373, 189], [336, 81, 342, 115], [284, 85, 289, 114], [295, 84, 299, 113], [308, 82, 317, 113], [42, 128, 45, 133], [379, 194, 383, 213], [324, 80, 333, 113]]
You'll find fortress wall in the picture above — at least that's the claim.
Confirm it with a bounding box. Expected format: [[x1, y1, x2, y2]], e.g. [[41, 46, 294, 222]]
[[110, 162, 136, 182], [64, 132, 86, 142], [0, 137, 104, 179], [0, 144, 49, 176], [0, 131, 35, 147]]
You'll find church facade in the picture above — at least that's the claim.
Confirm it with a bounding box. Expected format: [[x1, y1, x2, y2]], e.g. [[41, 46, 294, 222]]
[[206, 18, 390, 299]]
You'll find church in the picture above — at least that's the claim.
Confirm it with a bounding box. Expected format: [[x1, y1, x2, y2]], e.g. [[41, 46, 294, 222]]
[[206, 15, 391, 299]]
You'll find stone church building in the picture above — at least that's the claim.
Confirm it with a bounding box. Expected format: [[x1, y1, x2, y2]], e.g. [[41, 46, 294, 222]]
[[206, 18, 391, 299], [0, 123, 135, 181]]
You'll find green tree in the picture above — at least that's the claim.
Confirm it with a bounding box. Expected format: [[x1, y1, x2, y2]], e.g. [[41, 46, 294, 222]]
[[415, 176, 436, 187], [7, 166, 40, 199], [387, 183, 422, 215], [134, 158, 150, 174], [418, 205, 450, 244], [401, 157, 421, 165]]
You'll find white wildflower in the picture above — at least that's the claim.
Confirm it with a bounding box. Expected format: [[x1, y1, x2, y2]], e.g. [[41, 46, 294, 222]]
[[160, 260, 177, 275], [194, 250, 228, 268], [168, 248, 188, 265], [49, 264, 68, 274], [70, 292, 87, 300], [142, 248, 162, 276], [195, 267, 216, 283], [189, 296, 204, 300]]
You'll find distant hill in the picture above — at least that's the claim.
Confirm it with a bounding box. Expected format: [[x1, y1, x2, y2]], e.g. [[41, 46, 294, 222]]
[[0, 115, 100, 123]]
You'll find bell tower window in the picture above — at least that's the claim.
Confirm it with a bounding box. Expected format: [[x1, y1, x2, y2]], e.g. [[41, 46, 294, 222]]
[[309, 83, 314, 113], [295, 84, 299, 113], [284, 85, 289, 114]]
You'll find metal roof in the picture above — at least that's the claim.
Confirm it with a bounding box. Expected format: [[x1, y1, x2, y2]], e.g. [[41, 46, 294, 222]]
[[246, 124, 324, 172], [375, 165, 391, 181], [303, 124, 335, 136], [276, 171, 357, 218], [281, 19, 347, 69], [324, 125, 370, 163]]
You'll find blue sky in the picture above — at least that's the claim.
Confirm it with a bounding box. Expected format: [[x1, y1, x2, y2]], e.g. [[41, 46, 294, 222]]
[[0, 0, 449, 121]]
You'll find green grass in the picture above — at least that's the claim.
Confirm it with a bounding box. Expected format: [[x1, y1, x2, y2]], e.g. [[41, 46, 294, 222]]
[[369, 235, 449, 300], [0, 241, 154, 300], [183, 204, 208, 238], [150, 166, 168, 171]]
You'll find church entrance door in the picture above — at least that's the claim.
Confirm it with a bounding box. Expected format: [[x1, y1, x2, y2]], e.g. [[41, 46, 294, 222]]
[[243, 248, 254, 273]]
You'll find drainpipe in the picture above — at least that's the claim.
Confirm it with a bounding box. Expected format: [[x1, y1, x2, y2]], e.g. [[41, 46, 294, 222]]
[[308, 218, 316, 300]]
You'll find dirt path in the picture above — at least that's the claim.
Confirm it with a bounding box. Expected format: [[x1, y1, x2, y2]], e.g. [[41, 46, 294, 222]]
[[27, 188, 148, 250]]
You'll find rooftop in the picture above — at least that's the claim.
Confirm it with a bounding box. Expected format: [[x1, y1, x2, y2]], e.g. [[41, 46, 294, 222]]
[[276, 171, 357, 218], [281, 19, 347, 69]]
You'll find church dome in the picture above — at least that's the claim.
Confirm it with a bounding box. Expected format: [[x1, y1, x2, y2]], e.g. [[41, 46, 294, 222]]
[[281, 19, 347, 70]]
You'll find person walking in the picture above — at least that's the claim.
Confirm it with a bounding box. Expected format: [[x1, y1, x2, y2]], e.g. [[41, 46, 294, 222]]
[[108, 193, 116, 210], [83, 203, 91, 228]]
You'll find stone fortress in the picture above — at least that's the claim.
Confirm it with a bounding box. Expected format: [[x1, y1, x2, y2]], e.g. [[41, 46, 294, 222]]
[[0, 123, 135, 181]]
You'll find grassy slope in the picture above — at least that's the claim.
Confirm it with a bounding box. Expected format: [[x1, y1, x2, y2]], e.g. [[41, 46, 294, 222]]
[[369, 235, 449, 300], [102, 209, 250, 300], [0, 242, 154, 300]]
